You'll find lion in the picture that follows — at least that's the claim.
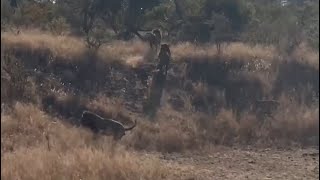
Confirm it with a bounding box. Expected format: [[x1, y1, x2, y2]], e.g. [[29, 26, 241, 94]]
[[133, 29, 162, 52], [80, 111, 137, 140]]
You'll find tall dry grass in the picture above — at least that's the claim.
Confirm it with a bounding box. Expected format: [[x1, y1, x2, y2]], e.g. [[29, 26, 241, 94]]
[[2, 30, 318, 67], [1, 103, 170, 180], [2, 147, 168, 180], [1, 29, 319, 179]]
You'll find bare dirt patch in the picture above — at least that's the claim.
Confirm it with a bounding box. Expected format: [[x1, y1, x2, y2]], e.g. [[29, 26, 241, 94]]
[[142, 147, 319, 180]]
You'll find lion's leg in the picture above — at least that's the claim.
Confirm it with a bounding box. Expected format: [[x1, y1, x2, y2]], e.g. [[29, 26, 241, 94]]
[[113, 132, 122, 141], [165, 65, 168, 76]]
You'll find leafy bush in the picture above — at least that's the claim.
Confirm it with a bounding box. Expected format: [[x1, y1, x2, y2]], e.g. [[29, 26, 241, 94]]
[[244, 1, 319, 53]]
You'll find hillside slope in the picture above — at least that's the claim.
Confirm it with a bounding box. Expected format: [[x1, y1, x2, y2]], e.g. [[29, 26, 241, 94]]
[[1, 31, 319, 179]]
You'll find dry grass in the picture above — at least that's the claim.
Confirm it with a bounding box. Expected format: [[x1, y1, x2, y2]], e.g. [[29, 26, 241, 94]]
[[1, 29, 319, 179], [292, 42, 320, 69], [1, 30, 318, 145], [1, 100, 318, 179], [2, 147, 168, 180], [171, 42, 277, 62], [2, 30, 318, 67], [1, 30, 149, 65], [87, 94, 127, 119], [126, 106, 201, 152], [193, 94, 319, 146], [1, 103, 170, 180], [1, 30, 86, 60], [78, 94, 201, 153], [269, 95, 319, 143], [1, 102, 89, 153]]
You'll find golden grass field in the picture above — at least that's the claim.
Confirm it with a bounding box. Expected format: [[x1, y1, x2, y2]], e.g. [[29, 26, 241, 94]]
[[1, 30, 319, 180]]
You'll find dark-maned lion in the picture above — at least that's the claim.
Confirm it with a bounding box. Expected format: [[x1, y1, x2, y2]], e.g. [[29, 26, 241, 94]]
[[80, 111, 137, 140]]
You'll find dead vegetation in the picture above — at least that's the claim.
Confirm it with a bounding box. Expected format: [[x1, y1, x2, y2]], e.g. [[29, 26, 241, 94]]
[[1, 104, 169, 180], [1, 30, 319, 180]]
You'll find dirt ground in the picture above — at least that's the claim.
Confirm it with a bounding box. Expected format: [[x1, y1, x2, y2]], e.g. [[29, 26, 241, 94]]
[[139, 147, 319, 180]]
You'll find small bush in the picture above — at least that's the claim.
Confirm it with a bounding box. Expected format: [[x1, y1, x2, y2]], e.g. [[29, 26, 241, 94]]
[[47, 17, 70, 35]]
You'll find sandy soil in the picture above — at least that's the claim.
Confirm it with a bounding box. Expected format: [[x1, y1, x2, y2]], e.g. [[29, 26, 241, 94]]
[[139, 147, 319, 180]]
